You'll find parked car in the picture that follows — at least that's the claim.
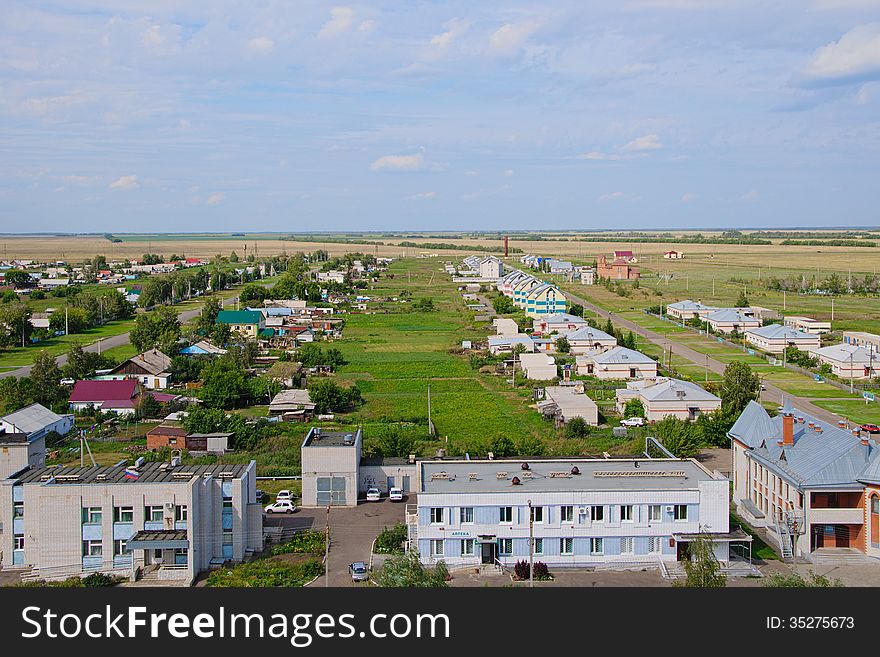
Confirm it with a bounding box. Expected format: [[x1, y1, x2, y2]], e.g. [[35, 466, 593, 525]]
[[264, 500, 297, 514], [255, 489, 265, 502], [275, 490, 293, 501], [349, 562, 369, 582], [366, 487, 381, 502], [389, 487, 404, 502], [620, 417, 645, 427], [60, 378, 75, 386], [861, 423, 880, 434]]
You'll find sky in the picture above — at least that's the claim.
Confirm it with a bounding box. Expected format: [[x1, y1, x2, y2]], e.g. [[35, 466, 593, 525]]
[[2, 1, 880, 233]]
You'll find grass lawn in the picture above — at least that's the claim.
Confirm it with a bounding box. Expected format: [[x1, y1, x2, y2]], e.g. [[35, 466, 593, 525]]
[[810, 399, 880, 425], [760, 370, 861, 399]]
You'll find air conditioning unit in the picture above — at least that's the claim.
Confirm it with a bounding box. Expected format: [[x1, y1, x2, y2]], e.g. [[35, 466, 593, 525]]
[[578, 507, 589, 516], [165, 503, 175, 510], [664, 505, 674, 513]]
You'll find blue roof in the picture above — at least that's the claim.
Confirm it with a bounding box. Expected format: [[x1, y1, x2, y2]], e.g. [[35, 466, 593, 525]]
[[745, 324, 814, 340]]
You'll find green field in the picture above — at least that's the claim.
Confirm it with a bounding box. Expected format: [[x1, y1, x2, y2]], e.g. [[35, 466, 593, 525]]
[[810, 399, 880, 425]]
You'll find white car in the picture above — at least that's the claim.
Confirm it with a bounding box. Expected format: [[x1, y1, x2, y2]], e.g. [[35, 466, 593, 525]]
[[389, 487, 404, 502], [275, 490, 293, 502], [620, 417, 646, 427], [264, 500, 297, 514], [366, 487, 381, 502]]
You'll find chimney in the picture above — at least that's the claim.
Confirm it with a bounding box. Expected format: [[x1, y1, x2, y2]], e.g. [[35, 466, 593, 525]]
[[782, 414, 794, 446]]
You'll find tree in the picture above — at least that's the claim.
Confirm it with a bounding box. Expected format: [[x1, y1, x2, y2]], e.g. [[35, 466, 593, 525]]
[[29, 350, 64, 408], [412, 298, 435, 312], [137, 393, 163, 420], [49, 306, 91, 334], [674, 531, 727, 588], [555, 336, 571, 353], [197, 297, 222, 333], [62, 343, 114, 381], [696, 407, 737, 447], [763, 569, 843, 588], [623, 398, 645, 419], [654, 415, 702, 458], [227, 340, 260, 369], [734, 290, 750, 308], [569, 303, 584, 317], [239, 284, 267, 304], [199, 358, 251, 408], [130, 306, 181, 354], [564, 417, 590, 439], [3, 269, 32, 288], [307, 379, 362, 414], [718, 361, 761, 414], [489, 434, 515, 457], [0, 302, 33, 348], [604, 317, 614, 336], [376, 550, 448, 587], [367, 427, 418, 458], [0, 377, 34, 414], [492, 296, 516, 314]]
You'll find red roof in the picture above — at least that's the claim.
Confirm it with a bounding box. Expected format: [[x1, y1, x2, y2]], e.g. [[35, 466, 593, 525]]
[[614, 250, 634, 257], [148, 391, 178, 404], [69, 380, 139, 407]]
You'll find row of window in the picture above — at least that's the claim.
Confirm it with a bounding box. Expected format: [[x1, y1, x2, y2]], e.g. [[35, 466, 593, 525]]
[[430, 504, 689, 525], [429, 536, 665, 557], [80, 505, 188, 524]]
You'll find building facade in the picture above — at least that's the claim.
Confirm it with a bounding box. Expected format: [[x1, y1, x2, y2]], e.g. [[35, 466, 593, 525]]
[[744, 324, 821, 355], [576, 347, 658, 380]]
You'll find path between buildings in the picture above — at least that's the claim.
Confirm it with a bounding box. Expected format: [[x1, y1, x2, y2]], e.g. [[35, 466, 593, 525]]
[[563, 289, 845, 426]]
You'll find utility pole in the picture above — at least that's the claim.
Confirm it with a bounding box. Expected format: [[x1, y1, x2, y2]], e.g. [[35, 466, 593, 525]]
[[528, 499, 534, 589], [325, 502, 331, 588], [850, 351, 854, 395], [65, 305, 69, 336], [427, 384, 432, 434], [831, 297, 834, 322], [705, 354, 709, 383]]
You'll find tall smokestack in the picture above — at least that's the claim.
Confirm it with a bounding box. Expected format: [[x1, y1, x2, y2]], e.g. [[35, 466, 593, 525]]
[[782, 414, 794, 446], [504, 236, 509, 258]]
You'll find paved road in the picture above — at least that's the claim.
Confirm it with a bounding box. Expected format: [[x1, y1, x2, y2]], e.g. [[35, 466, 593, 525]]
[[0, 293, 241, 380], [564, 288, 847, 426]]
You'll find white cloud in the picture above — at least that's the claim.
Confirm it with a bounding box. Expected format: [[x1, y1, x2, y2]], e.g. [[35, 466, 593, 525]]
[[489, 21, 540, 55], [681, 192, 697, 202], [742, 189, 759, 201], [357, 19, 377, 34], [370, 152, 425, 172], [503, 169, 514, 177], [621, 134, 663, 151], [804, 24, 880, 82], [598, 191, 626, 201], [109, 175, 139, 190], [566, 151, 621, 161], [207, 192, 225, 205], [431, 18, 470, 49], [410, 191, 436, 200], [318, 7, 355, 39], [247, 36, 275, 54]]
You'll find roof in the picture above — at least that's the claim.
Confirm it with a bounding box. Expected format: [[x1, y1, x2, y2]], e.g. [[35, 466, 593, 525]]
[[0, 430, 29, 445], [637, 378, 720, 403], [667, 300, 717, 312], [420, 458, 720, 494], [487, 334, 534, 347], [518, 353, 555, 367], [0, 403, 67, 436], [564, 326, 616, 342], [12, 461, 252, 485], [180, 340, 226, 355], [745, 324, 816, 340], [302, 427, 362, 448], [706, 309, 760, 324], [270, 389, 313, 408], [539, 313, 587, 325], [543, 386, 598, 417], [114, 348, 171, 376], [216, 310, 263, 325], [811, 343, 872, 364], [147, 424, 188, 437], [728, 403, 880, 488], [581, 346, 655, 365], [69, 379, 139, 406]]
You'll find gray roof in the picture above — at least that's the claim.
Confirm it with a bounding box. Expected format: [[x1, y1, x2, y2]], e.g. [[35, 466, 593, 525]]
[[420, 458, 720, 494], [538, 313, 588, 325], [115, 348, 172, 375], [667, 300, 717, 312], [0, 403, 67, 436], [638, 378, 720, 403], [11, 461, 251, 485], [728, 402, 880, 488], [812, 343, 872, 364], [745, 324, 815, 340], [302, 428, 362, 448], [583, 346, 655, 365], [565, 326, 616, 342], [706, 309, 760, 324]]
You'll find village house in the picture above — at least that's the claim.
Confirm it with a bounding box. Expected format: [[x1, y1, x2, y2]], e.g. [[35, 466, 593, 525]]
[[744, 324, 821, 355], [664, 300, 718, 322], [179, 340, 227, 356], [596, 255, 640, 281], [729, 400, 880, 562], [783, 315, 832, 335], [523, 283, 567, 318], [517, 353, 557, 380], [613, 250, 637, 263], [478, 256, 504, 280], [488, 334, 536, 355], [216, 309, 265, 338], [663, 250, 684, 259], [99, 348, 172, 389], [705, 309, 762, 334], [147, 424, 231, 455], [615, 378, 721, 423], [532, 312, 590, 335], [493, 317, 521, 336], [576, 347, 658, 380], [580, 268, 596, 285], [0, 404, 74, 479], [843, 331, 880, 354], [564, 326, 618, 354], [68, 380, 143, 416], [269, 389, 316, 419], [538, 385, 599, 425], [499, 270, 533, 297], [809, 344, 877, 379]]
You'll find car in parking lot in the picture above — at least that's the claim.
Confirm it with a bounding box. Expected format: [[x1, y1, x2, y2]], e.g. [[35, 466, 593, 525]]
[[389, 487, 404, 502], [861, 423, 880, 434], [264, 500, 297, 514], [255, 489, 265, 503], [349, 562, 369, 582], [620, 417, 645, 427], [275, 489, 293, 502], [366, 487, 381, 502]]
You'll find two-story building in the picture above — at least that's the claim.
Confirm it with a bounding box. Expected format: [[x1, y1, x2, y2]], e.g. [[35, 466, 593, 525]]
[[410, 458, 732, 569], [216, 310, 265, 338], [523, 284, 567, 318]]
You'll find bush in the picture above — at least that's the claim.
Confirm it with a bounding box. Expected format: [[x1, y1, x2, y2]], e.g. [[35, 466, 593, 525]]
[[82, 572, 118, 587], [514, 560, 530, 580], [207, 559, 324, 587], [533, 561, 551, 580], [271, 530, 326, 556], [564, 417, 590, 439], [375, 524, 408, 554]]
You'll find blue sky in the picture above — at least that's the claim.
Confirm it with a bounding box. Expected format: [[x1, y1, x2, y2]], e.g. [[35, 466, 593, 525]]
[[2, 1, 880, 232]]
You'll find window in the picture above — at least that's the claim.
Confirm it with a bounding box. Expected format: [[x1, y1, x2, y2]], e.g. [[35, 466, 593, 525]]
[[621, 537, 634, 554], [590, 538, 604, 555], [145, 506, 164, 522], [531, 506, 544, 523], [498, 539, 513, 556], [560, 538, 573, 555], [316, 476, 347, 505], [430, 507, 444, 525], [648, 505, 662, 522], [560, 506, 574, 523], [14, 535, 24, 550], [222, 499, 233, 511], [499, 507, 513, 524], [673, 504, 689, 521], [430, 539, 444, 557], [534, 538, 544, 555], [82, 539, 103, 557], [113, 506, 133, 523], [223, 531, 233, 546], [590, 505, 604, 522], [81, 507, 102, 524], [13, 502, 24, 518], [460, 507, 474, 524], [461, 539, 475, 556], [114, 539, 130, 556], [175, 505, 188, 522], [620, 505, 634, 522], [649, 537, 662, 554]]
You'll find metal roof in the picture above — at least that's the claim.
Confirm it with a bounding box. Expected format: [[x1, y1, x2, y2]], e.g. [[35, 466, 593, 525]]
[[11, 461, 251, 485], [564, 326, 616, 342], [744, 324, 815, 340], [638, 378, 720, 403], [0, 403, 67, 436], [581, 346, 655, 365]]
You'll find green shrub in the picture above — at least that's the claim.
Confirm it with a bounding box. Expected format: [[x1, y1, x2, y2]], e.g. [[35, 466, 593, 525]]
[[207, 559, 324, 587], [271, 530, 326, 556], [375, 524, 408, 554]]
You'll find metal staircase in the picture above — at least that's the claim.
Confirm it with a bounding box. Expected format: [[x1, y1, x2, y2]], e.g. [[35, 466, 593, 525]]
[[405, 504, 418, 552], [775, 520, 794, 560]]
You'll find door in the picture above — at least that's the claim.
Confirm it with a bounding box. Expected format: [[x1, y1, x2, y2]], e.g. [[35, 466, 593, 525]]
[[676, 541, 690, 561], [386, 476, 395, 492], [481, 542, 497, 564], [402, 476, 411, 492]]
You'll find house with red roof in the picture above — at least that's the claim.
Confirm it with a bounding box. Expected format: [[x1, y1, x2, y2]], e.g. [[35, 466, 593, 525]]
[[68, 380, 143, 416]]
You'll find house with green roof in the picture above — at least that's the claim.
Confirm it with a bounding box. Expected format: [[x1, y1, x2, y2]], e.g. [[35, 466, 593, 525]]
[[216, 310, 265, 338]]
